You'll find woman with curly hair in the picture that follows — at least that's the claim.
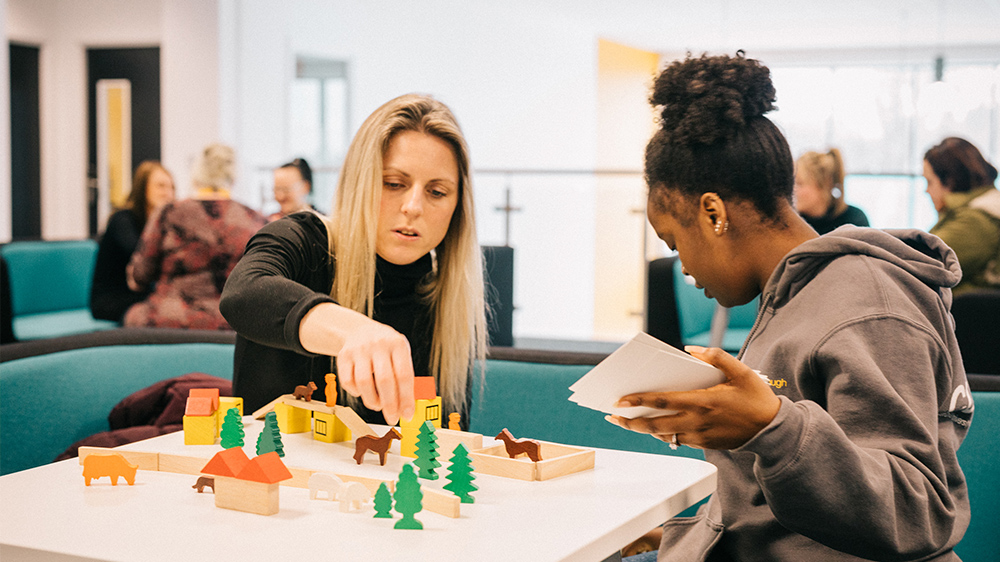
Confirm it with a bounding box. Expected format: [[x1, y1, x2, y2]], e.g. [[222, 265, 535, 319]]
[[610, 53, 970, 561], [221, 94, 488, 427]]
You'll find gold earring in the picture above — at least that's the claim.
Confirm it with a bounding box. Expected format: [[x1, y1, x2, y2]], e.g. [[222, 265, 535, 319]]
[[715, 220, 729, 235]]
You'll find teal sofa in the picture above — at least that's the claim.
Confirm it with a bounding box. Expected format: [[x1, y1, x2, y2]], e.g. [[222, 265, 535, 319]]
[[0, 240, 117, 340], [1, 330, 996, 561]]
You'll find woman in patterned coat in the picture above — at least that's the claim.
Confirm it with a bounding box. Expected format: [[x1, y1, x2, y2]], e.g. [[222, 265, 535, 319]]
[[124, 144, 266, 329]]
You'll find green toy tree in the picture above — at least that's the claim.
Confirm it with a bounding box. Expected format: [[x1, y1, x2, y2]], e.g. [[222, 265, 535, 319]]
[[413, 421, 441, 480], [373, 482, 393, 518], [256, 411, 284, 457], [393, 464, 423, 530], [220, 407, 244, 449], [442, 442, 478, 503]]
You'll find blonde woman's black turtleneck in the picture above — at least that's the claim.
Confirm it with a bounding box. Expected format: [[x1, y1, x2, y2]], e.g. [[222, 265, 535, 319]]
[[221, 212, 434, 424]]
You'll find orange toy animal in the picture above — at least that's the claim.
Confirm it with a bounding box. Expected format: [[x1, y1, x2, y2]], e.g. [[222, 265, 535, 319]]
[[293, 381, 318, 401], [83, 453, 138, 486], [353, 428, 402, 465], [496, 428, 542, 463]]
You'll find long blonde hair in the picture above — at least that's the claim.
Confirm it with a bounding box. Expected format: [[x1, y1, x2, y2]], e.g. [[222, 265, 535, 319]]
[[796, 148, 847, 215], [326, 93, 487, 416]]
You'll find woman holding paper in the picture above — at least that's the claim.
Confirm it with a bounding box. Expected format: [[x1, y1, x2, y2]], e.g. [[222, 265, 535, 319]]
[[610, 53, 970, 561]]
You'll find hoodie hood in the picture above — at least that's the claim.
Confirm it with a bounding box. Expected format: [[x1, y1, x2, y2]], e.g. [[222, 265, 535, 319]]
[[764, 226, 961, 309], [968, 186, 1000, 221]]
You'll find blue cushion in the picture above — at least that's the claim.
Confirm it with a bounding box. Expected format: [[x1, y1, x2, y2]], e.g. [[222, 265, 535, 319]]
[[672, 256, 759, 351], [471, 359, 705, 461], [955, 391, 999, 562], [12, 309, 117, 341], [0, 343, 234, 475], [1, 240, 99, 315]]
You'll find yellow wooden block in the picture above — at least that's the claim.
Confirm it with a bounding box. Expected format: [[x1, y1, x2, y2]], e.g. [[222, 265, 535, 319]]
[[399, 426, 418, 458], [399, 397, 443, 429], [312, 411, 351, 443], [275, 402, 311, 433], [183, 415, 217, 445], [217, 397, 244, 432]]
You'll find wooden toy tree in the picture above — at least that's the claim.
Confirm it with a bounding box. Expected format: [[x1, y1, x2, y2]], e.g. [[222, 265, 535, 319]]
[[373, 482, 393, 518], [220, 407, 245, 449], [413, 421, 441, 480], [442, 442, 478, 503], [393, 464, 423, 530], [256, 411, 284, 457]]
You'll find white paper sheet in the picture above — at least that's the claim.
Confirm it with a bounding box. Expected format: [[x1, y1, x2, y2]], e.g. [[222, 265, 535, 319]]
[[568, 333, 727, 418]]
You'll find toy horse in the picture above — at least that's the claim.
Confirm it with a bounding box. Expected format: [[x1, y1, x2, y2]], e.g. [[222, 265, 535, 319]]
[[353, 428, 402, 465], [495, 428, 542, 462]]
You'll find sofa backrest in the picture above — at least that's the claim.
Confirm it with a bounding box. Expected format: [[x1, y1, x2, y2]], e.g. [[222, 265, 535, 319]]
[[1, 240, 99, 315], [0, 341, 235, 475]]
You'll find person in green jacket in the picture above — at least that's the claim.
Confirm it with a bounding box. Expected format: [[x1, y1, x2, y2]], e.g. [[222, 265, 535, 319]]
[[924, 137, 1000, 295]]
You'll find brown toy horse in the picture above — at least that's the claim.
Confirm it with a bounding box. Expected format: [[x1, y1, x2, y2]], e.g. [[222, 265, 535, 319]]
[[293, 381, 318, 401], [496, 428, 542, 462], [353, 428, 402, 466]]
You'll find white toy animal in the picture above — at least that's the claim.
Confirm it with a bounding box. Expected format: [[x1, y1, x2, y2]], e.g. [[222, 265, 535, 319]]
[[338, 481, 370, 512], [308, 472, 343, 501]]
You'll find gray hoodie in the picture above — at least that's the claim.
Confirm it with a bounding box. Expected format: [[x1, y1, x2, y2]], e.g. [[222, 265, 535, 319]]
[[660, 227, 972, 562]]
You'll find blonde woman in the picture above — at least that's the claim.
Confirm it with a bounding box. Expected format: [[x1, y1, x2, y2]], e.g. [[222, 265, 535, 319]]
[[793, 148, 869, 234], [221, 94, 487, 427]]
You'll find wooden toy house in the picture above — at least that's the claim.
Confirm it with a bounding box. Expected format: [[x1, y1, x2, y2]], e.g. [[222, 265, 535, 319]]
[[200, 448, 293, 516]]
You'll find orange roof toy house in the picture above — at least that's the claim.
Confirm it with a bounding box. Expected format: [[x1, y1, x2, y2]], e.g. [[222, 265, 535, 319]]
[[183, 389, 221, 445], [201, 448, 293, 515]]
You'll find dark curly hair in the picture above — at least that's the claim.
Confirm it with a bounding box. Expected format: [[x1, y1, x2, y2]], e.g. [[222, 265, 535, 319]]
[[645, 52, 793, 223]]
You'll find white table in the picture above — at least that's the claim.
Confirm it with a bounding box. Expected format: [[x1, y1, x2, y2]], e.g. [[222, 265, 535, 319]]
[[0, 419, 716, 562]]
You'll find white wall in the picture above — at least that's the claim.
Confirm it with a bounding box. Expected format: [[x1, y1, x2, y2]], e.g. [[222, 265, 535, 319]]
[[223, 0, 601, 340], [4, 0, 222, 240]]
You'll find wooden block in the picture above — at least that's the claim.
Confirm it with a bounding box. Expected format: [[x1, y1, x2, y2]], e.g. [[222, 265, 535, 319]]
[[399, 426, 418, 458], [183, 415, 217, 445], [421, 486, 461, 519], [331, 405, 376, 438], [214, 477, 280, 516], [335, 473, 395, 496], [282, 466, 314, 489], [158, 453, 213, 476], [435, 428, 483, 458], [312, 411, 351, 443], [218, 397, 243, 431], [468, 445, 536, 481], [535, 448, 595, 481], [279, 396, 336, 415], [275, 402, 311, 433], [77, 447, 158, 471]]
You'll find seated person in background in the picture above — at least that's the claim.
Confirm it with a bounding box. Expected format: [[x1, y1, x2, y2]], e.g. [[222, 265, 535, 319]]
[[610, 52, 970, 561], [91, 161, 175, 322], [268, 157, 314, 221], [125, 144, 266, 330], [221, 94, 487, 427], [793, 148, 869, 234], [924, 136, 1000, 295]]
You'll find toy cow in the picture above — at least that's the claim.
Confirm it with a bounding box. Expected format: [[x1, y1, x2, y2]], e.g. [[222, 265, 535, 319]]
[[82, 453, 138, 486]]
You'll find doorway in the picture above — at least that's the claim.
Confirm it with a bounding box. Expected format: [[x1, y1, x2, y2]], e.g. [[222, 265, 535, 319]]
[[9, 43, 41, 240], [86, 47, 161, 236]]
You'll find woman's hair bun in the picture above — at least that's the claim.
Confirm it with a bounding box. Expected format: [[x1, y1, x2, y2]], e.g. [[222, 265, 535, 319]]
[[651, 51, 777, 146]]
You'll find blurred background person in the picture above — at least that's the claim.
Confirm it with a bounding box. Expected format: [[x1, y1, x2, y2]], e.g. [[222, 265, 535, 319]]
[[924, 137, 1000, 296], [794, 148, 869, 234], [124, 143, 266, 329], [268, 157, 313, 221], [90, 161, 175, 322]]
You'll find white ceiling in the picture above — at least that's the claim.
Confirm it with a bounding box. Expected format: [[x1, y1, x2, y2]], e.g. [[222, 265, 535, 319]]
[[537, 0, 1000, 57]]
